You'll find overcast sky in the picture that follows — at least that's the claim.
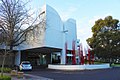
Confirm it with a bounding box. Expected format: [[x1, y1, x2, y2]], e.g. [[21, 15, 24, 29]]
[[30, 0, 120, 46]]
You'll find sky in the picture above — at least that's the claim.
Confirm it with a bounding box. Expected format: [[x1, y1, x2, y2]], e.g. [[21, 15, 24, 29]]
[[30, 0, 120, 46]]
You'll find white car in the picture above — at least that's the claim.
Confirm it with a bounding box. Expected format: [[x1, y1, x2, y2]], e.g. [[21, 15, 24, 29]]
[[19, 61, 32, 71]]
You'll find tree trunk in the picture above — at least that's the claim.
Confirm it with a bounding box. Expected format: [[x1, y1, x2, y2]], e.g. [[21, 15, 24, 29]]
[[10, 45, 13, 51], [1, 48, 7, 77]]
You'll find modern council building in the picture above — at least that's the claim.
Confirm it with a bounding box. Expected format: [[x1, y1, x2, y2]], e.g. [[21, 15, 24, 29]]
[[0, 4, 78, 66]]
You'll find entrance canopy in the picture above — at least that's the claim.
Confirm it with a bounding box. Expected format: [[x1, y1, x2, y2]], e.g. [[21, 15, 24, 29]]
[[21, 47, 62, 65], [21, 47, 62, 54]]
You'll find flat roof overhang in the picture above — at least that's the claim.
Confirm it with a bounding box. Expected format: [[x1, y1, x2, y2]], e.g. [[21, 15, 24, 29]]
[[21, 47, 62, 54]]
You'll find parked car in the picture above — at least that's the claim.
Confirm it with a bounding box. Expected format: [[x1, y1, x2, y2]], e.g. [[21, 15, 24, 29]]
[[19, 61, 32, 71]]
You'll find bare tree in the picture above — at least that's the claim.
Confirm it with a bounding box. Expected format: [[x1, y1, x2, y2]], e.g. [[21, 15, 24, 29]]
[[0, 0, 31, 49], [0, 0, 40, 76]]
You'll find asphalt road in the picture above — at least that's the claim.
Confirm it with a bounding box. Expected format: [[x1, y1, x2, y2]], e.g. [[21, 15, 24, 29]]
[[25, 67, 120, 80]]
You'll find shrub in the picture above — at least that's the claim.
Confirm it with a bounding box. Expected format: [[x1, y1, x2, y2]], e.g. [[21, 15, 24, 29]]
[[0, 75, 11, 80], [0, 68, 12, 73]]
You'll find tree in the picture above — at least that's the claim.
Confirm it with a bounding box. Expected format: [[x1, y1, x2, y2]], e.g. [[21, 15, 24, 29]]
[[87, 16, 120, 63], [0, 0, 39, 76]]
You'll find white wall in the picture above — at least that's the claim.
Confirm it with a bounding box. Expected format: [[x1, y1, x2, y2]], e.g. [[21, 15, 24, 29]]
[[48, 64, 110, 70], [44, 5, 63, 48], [13, 4, 77, 65], [14, 5, 77, 51], [64, 19, 77, 50]]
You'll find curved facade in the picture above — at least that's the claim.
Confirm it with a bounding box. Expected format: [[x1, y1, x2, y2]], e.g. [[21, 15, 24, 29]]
[[45, 4, 63, 49], [12, 4, 77, 66]]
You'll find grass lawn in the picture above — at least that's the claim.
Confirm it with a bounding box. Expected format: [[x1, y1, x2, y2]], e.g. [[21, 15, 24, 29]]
[[94, 61, 120, 67], [94, 61, 108, 64], [111, 63, 120, 67]]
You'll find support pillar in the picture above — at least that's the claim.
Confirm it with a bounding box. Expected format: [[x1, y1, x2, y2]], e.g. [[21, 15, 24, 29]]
[[51, 53, 53, 64], [60, 49, 66, 64], [15, 49, 21, 66]]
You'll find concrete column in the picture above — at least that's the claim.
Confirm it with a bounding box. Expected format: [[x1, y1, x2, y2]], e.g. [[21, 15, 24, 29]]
[[51, 53, 53, 64], [15, 49, 21, 66], [60, 49, 66, 64], [60, 28, 67, 64]]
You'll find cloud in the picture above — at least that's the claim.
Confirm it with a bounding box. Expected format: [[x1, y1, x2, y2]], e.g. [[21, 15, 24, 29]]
[[60, 6, 78, 20], [76, 18, 93, 46], [77, 13, 113, 46], [89, 13, 112, 26], [68, 6, 77, 13], [77, 13, 112, 39], [77, 19, 92, 38]]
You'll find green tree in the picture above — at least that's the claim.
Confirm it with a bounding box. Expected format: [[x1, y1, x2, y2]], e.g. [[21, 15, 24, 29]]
[[87, 16, 120, 62]]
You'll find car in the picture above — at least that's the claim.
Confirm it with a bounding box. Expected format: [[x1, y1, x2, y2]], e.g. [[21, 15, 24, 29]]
[[19, 61, 32, 71]]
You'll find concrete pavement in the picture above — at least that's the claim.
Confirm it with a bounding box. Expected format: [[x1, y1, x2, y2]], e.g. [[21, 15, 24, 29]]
[[6, 73, 54, 80], [25, 67, 120, 80], [6, 67, 120, 80]]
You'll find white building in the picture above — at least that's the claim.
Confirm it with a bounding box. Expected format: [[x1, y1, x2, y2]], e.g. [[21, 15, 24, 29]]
[[0, 4, 77, 66]]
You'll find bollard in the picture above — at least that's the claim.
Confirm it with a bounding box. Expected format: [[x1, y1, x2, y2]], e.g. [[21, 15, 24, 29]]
[[11, 70, 17, 76], [17, 71, 24, 78]]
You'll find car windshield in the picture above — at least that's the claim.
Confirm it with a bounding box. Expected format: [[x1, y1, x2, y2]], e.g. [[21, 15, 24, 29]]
[[21, 61, 31, 65], [22, 63, 30, 65]]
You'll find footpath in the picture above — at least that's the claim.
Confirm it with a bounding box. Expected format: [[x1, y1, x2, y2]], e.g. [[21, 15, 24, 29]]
[[5, 73, 54, 80]]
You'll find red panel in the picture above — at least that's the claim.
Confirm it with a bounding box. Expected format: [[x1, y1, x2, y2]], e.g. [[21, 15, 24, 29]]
[[88, 48, 91, 64], [65, 42, 68, 64], [72, 40, 76, 65], [91, 52, 94, 64], [79, 43, 84, 65]]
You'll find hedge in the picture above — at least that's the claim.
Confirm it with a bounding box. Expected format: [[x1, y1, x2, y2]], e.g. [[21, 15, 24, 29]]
[[0, 75, 11, 80], [0, 68, 12, 73]]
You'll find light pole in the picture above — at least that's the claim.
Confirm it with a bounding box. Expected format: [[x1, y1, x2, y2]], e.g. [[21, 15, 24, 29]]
[[109, 39, 112, 66]]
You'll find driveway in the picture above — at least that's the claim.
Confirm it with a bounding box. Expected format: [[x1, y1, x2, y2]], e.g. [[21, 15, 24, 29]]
[[25, 67, 120, 80]]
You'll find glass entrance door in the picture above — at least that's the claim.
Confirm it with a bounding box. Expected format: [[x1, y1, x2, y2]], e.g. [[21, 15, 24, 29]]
[[37, 54, 47, 65]]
